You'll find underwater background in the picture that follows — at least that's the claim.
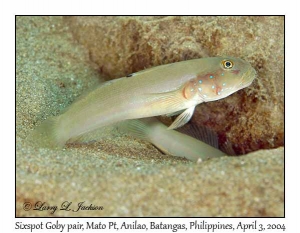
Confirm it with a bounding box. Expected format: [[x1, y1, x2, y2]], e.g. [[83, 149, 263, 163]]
[[16, 16, 284, 217]]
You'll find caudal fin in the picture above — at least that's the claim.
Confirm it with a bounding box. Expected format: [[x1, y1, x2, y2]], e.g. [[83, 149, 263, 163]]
[[27, 116, 67, 149]]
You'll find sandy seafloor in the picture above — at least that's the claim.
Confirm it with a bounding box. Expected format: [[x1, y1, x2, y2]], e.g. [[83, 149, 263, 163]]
[[16, 16, 284, 217]]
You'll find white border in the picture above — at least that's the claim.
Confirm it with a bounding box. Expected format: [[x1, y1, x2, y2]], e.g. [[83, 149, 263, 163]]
[[1, 0, 298, 232]]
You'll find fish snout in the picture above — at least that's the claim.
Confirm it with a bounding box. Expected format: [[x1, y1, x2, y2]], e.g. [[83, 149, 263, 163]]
[[240, 66, 257, 88]]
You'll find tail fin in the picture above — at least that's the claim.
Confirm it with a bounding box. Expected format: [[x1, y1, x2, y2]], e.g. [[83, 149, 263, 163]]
[[27, 116, 67, 149]]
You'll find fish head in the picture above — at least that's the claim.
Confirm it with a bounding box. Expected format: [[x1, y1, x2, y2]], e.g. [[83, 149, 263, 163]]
[[183, 57, 256, 102]]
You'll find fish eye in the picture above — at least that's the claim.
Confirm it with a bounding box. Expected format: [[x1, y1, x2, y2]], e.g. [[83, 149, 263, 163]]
[[222, 60, 234, 69]]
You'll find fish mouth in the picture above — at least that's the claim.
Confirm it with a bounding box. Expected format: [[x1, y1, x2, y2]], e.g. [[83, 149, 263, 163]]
[[238, 66, 257, 89]]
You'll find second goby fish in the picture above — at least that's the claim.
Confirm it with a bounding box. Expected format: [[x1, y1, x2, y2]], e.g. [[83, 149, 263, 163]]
[[119, 117, 227, 162], [30, 57, 256, 148]]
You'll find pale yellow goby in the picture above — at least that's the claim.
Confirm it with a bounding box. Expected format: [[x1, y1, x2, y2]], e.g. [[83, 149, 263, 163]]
[[29, 57, 256, 148], [119, 117, 227, 162]]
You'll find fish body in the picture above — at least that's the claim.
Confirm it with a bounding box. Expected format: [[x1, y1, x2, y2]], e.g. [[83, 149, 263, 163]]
[[119, 118, 226, 161], [30, 57, 256, 148]]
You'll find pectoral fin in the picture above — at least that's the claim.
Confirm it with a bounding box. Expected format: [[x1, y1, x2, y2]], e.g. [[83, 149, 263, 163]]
[[168, 106, 195, 130], [165, 110, 184, 117], [144, 87, 186, 112]]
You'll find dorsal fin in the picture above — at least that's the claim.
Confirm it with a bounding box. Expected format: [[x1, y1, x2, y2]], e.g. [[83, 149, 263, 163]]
[[220, 140, 236, 156], [176, 124, 219, 149]]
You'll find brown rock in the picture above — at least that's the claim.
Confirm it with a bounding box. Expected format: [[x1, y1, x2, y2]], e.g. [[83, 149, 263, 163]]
[[65, 16, 284, 155]]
